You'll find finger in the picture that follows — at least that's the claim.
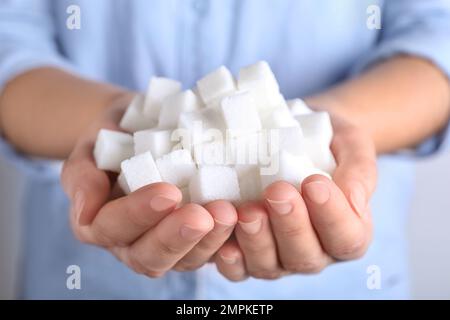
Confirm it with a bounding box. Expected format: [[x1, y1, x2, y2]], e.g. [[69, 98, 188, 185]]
[[331, 119, 377, 216], [215, 239, 248, 282], [126, 204, 214, 277], [174, 200, 238, 271], [88, 182, 182, 247], [235, 202, 282, 279], [302, 175, 372, 260], [263, 181, 331, 273], [61, 139, 111, 226]]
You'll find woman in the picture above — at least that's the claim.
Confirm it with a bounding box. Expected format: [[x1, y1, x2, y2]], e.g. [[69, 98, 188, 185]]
[[0, 0, 449, 299]]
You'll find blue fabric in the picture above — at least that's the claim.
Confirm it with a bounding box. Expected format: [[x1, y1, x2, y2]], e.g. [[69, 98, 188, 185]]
[[1, 0, 450, 299]]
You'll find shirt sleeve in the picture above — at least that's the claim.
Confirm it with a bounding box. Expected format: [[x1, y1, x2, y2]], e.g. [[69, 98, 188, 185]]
[[0, 0, 75, 93], [350, 0, 450, 156]]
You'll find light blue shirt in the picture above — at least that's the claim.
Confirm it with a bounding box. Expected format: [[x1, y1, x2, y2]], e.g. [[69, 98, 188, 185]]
[[1, 0, 450, 299]]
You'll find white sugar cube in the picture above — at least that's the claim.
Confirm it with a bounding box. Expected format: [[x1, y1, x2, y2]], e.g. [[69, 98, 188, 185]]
[[269, 126, 304, 156], [295, 112, 333, 146], [196, 66, 236, 104], [155, 149, 197, 187], [178, 107, 225, 146], [263, 103, 300, 129], [117, 172, 131, 195], [238, 61, 280, 111], [119, 94, 157, 133], [230, 133, 261, 167], [260, 151, 330, 189], [121, 151, 162, 192], [235, 163, 259, 178], [220, 91, 261, 136], [158, 90, 202, 129], [180, 186, 191, 206], [93, 129, 134, 172], [189, 166, 241, 205], [238, 166, 263, 202], [303, 143, 337, 174], [193, 141, 231, 166], [143, 77, 182, 119], [134, 129, 176, 159], [288, 98, 313, 116]]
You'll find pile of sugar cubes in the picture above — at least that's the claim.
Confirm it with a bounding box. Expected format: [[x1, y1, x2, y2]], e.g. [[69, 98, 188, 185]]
[[94, 61, 336, 205]]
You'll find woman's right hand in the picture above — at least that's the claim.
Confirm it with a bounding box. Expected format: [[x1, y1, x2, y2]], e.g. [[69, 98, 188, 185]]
[[60, 93, 237, 277]]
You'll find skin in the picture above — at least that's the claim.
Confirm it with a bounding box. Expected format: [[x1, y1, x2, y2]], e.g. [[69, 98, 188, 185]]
[[0, 56, 449, 280]]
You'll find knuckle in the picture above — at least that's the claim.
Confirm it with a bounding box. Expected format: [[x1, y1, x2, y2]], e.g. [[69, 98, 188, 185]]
[[125, 205, 151, 229], [283, 259, 326, 274], [126, 250, 167, 277], [250, 269, 282, 280], [70, 223, 95, 246], [125, 250, 148, 275], [158, 239, 184, 256], [194, 239, 218, 252], [174, 261, 204, 272], [332, 238, 367, 260], [92, 224, 116, 247], [278, 225, 304, 238]]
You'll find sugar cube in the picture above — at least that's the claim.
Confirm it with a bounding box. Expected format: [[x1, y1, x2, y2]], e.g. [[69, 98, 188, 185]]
[[260, 151, 329, 189], [189, 166, 241, 205], [238, 61, 281, 111], [263, 103, 300, 129], [268, 126, 304, 156], [121, 151, 162, 192], [158, 90, 202, 129], [117, 172, 131, 195], [93, 129, 134, 172], [288, 98, 313, 116], [303, 142, 337, 174], [155, 149, 197, 187], [143, 77, 182, 119], [180, 186, 191, 206], [238, 166, 263, 202], [196, 66, 236, 104], [134, 129, 176, 159], [119, 94, 157, 133], [230, 133, 261, 167], [178, 107, 225, 146], [193, 141, 226, 166], [220, 91, 262, 136], [235, 163, 259, 178], [295, 112, 333, 146]]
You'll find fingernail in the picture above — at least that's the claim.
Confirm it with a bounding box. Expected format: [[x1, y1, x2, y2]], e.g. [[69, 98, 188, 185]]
[[220, 254, 237, 265], [304, 181, 330, 204], [266, 199, 293, 215], [74, 191, 85, 224], [180, 225, 206, 241], [238, 218, 262, 235], [214, 219, 235, 233], [150, 195, 178, 213], [350, 183, 367, 217]]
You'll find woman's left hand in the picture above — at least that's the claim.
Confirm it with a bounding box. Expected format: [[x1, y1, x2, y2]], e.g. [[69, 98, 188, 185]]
[[214, 115, 377, 281]]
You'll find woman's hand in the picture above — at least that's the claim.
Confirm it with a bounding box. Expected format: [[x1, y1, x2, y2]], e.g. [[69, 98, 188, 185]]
[[214, 115, 377, 281], [61, 94, 238, 277]]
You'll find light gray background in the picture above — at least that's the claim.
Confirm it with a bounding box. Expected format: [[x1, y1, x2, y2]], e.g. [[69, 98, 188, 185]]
[[1, 153, 450, 299], [408, 151, 450, 299]]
